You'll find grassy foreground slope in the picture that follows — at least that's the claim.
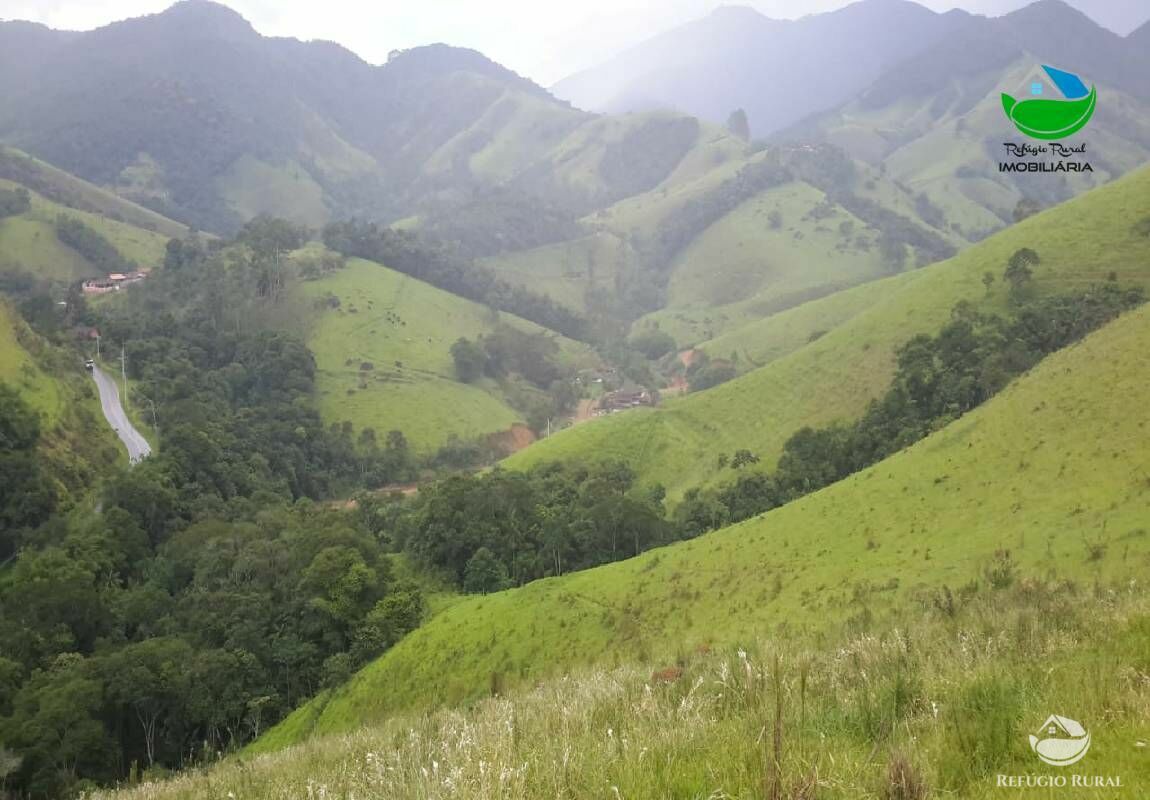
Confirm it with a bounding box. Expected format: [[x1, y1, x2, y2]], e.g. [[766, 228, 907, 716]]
[[506, 166, 1150, 500], [103, 588, 1150, 799], [258, 299, 1150, 751], [297, 258, 594, 452]]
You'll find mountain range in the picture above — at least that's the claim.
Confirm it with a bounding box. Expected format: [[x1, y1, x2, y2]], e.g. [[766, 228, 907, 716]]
[[554, 0, 1150, 136], [3, 0, 1147, 360]]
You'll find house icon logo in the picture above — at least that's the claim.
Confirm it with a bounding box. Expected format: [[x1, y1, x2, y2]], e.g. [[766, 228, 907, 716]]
[[1001, 66, 1097, 140], [1029, 714, 1091, 766]]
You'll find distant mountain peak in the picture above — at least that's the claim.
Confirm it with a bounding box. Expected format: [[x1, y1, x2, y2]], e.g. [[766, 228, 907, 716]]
[[1002, 0, 1099, 29], [832, 0, 941, 17], [708, 5, 774, 22], [148, 0, 257, 37], [382, 43, 553, 99]]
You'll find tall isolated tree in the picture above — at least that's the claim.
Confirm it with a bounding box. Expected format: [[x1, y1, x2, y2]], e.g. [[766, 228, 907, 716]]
[[1005, 248, 1040, 302], [450, 337, 487, 382]]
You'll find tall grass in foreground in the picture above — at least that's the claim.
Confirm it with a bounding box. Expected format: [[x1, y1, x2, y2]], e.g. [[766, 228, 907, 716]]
[[92, 576, 1150, 799]]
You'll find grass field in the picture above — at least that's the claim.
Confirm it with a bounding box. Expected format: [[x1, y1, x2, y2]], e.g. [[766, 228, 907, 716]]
[[297, 258, 593, 452], [0, 176, 173, 279], [99, 584, 1150, 799], [255, 288, 1150, 760], [505, 165, 1150, 501], [482, 231, 630, 312], [215, 155, 331, 228], [696, 271, 922, 367], [0, 145, 186, 239], [638, 182, 897, 345]]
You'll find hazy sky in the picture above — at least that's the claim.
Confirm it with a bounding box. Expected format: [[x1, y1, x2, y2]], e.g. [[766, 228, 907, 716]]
[[0, 0, 1040, 83]]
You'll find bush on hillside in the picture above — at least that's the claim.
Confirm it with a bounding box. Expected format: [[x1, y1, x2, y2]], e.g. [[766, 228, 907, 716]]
[[629, 329, 677, 360], [0, 187, 31, 219]]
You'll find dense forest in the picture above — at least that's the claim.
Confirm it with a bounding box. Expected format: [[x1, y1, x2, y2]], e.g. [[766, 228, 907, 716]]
[[372, 461, 671, 591], [0, 225, 424, 796]]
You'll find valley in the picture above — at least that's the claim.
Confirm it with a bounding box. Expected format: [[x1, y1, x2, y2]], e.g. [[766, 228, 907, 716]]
[[0, 0, 1148, 797]]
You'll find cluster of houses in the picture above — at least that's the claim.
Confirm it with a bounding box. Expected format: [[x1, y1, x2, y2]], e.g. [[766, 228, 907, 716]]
[[81, 271, 148, 294]]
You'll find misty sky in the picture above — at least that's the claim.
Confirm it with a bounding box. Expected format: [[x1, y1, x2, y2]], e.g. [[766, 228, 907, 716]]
[[0, 0, 1079, 84]]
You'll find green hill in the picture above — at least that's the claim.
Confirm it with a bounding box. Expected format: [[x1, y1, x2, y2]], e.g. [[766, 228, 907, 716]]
[[631, 160, 957, 345], [0, 148, 181, 280], [485, 144, 964, 344], [297, 257, 595, 452], [256, 268, 1150, 752], [0, 146, 186, 239], [505, 164, 1150, 501]]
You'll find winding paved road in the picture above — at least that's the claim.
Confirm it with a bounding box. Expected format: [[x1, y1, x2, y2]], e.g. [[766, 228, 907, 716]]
[[91, 364, 151, 464]]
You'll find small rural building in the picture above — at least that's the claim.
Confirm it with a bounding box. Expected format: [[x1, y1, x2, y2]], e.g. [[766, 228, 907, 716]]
[[595, 383, 657, 415], [82, 270, 148, 294]]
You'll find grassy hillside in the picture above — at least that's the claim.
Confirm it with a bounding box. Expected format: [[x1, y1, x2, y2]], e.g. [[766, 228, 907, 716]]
[[0, 149, 180, 280], [215, 155, 331, 228], [257, 288, 1150, 753], [297, 257, 594, 452], [0, 146, 186, 239], [99, 589, 1150, 799], [505, 165, 1150, 500], [479, 231, 631, 313], [489, 144, 966, 345]]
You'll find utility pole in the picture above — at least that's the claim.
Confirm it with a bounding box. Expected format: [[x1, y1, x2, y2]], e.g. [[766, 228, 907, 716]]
[[139, 393, 158, 434], [95, 332, 101, 359], [120, 344, 129, 411]]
